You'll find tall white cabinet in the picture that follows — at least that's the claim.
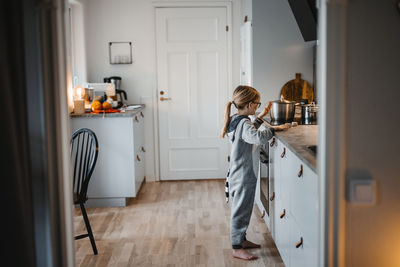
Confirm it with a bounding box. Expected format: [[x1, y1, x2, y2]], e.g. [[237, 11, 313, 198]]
[[70, 109, 146, 207]]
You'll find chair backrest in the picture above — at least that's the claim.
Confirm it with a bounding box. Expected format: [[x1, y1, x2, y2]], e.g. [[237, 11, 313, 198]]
[[70, 128, 99, 203]]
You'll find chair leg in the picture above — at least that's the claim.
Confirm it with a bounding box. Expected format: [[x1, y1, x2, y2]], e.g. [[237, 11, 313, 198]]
[[80, 203, 98, 255]]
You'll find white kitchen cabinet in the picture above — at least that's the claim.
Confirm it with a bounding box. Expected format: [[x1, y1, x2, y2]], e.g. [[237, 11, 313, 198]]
[[260, 136, 318, 267], [289, 217, 318, 267], [70, 109, 145, 207]]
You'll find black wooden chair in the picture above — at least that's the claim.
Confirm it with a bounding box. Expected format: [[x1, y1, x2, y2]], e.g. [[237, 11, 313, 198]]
[[70, 128, 99, 255]]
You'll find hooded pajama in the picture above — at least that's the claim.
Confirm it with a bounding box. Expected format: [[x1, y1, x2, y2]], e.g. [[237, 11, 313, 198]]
[[227, 115, 274, 249]]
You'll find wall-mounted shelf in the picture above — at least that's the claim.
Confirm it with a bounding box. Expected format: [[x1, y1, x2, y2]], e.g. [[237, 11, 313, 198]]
[[109, 42, 133, 64]]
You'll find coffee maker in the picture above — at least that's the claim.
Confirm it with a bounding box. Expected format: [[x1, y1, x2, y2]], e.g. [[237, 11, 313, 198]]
[[103, 76, 128, 108]]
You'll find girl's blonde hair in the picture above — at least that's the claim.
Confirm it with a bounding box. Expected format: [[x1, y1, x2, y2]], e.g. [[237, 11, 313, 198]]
[[220, 85, 260, 138]]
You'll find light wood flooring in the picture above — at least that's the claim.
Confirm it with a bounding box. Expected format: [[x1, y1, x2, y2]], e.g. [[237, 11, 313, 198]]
[[74, 180, 284, 267]]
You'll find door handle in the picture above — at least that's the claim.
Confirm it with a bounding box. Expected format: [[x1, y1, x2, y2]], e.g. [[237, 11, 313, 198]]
[[295, 237, 303, 248], [297, 164, 303, 177], [269, 192, 275, 201], [160, 97, 172, 101], [280, 147, 286, 158], [280, 209, 286, 219], [270, 138, 276, 147], [260, 210, 266, 218]]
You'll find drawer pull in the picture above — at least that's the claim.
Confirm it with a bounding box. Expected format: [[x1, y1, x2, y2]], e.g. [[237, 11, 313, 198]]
[[280, 209, 286, 219], [141, 146, 146, 152], [297, 164, 303, 177], [140, 112, 144, 118], [261, 210, 266, 218], [280, 147, 286, 158], [270, 138, 276, 147], [269, 192, 275, 201], [295, 237, 303, 248], [137, 155, 141, 161], [135, 116, 139, 122]]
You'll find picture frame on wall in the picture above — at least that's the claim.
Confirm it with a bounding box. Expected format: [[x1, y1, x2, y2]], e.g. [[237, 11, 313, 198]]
[[109, 42, 133, 64]]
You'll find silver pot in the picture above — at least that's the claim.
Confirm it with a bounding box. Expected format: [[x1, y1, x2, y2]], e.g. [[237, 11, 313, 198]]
[[270, 100, 296, 125], [301, 103, 318, 124]]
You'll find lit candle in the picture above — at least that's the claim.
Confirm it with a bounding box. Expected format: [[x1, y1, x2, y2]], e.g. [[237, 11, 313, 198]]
[[76, 86, 83, 99]]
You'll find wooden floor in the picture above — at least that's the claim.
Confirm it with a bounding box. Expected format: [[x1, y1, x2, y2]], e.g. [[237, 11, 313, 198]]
[[74, 180, 284, 267]]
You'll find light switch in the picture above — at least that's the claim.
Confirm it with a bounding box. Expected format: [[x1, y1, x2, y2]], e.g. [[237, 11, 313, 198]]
[[349, 179, 376, 205]]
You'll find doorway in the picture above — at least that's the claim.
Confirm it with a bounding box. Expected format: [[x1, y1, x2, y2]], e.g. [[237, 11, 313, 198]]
[[155, 7, 231, 180]]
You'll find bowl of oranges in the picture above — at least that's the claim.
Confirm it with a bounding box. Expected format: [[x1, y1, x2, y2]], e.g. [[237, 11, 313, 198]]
[[90, 97, 119, 113]]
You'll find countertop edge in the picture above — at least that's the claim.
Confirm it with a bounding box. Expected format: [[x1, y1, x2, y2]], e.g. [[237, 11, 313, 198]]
[[70, 105, 145, 118]]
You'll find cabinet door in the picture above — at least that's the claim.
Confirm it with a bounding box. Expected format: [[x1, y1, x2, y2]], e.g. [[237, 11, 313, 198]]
[[290, 157, 318, 241], [274, 141, 294, 267], [289, 219, 318, 267], [133, 113, 145, 194], [280, 143, 295, 211], [275, 200, 291, 267], [268, 137, 279, 239]]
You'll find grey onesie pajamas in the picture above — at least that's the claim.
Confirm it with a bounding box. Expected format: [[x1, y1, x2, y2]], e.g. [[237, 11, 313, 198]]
[[227, 115, 274, 249]]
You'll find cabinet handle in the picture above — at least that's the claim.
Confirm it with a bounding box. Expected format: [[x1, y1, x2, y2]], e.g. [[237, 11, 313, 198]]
[[280, 209, 286, 219], [135, 116, 139, 122], [140, 112, 144, 118], [261, 210, 266, 218], [280, 147, 286, 158], [269, 192, 275, 201], [141, 146, 146, 152], [270, 138, 276, 147], [298, 164, 303, 177], [295, 237, 303, 248], [137, 155, 141, 161]]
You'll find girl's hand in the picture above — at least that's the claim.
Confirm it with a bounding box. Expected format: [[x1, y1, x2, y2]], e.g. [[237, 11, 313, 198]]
[[257, 101, 272, 119], [271, 123, 290, 131]]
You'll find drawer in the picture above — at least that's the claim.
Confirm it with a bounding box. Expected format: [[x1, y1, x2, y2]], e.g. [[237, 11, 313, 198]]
[[289, 158, 318, 239], [289, 219, 318, 267]]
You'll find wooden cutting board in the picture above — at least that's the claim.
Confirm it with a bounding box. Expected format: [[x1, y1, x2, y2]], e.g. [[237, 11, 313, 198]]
[[280, 73, 314, 104]]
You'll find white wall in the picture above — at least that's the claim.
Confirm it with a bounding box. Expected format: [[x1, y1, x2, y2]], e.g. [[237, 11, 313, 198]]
[[246, 0, 315, 104], [83, 0, 242, 180], [344, 1, 400, 266]]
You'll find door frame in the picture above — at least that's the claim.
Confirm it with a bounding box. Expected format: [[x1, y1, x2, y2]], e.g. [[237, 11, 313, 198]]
[[152, 1, 233, 181], [317, 0, 348, 266]]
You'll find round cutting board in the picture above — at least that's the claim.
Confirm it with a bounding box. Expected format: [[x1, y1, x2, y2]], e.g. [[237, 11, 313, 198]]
[[280, 73, 314, 103]]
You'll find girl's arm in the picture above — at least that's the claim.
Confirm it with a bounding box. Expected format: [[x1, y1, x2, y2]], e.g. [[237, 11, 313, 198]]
[[241, 120, 274, 145]]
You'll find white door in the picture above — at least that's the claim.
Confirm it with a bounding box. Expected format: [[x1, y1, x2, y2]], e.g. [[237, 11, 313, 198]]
[[156, 7, 230, 180]]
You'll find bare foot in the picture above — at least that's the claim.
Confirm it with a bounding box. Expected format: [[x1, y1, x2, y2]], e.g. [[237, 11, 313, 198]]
[[232, 249, 258, 260], [242, 240, 261, 249]]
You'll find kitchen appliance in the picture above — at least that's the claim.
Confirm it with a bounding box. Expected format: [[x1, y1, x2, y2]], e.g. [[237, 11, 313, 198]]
[[84, 88, 94, 104], [301, 102, 318, 125], [103, 76, 128, 108], [269, 100, 296, 125]]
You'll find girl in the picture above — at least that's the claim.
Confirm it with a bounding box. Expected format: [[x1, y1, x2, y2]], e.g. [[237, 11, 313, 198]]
[[221, 85, 275, 261]]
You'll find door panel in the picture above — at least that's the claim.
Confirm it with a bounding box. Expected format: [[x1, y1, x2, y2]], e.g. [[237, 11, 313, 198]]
[[156, 7, 229, 180]]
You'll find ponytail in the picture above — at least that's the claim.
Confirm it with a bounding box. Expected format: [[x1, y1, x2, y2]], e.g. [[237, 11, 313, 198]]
[[220, 101, 232, 138], [220, 85, 260, 138]]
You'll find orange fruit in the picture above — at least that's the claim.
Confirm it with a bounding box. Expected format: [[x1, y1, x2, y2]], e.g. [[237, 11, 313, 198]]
[[91, 100, 102, 111], [102, 102, 112, 110]]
